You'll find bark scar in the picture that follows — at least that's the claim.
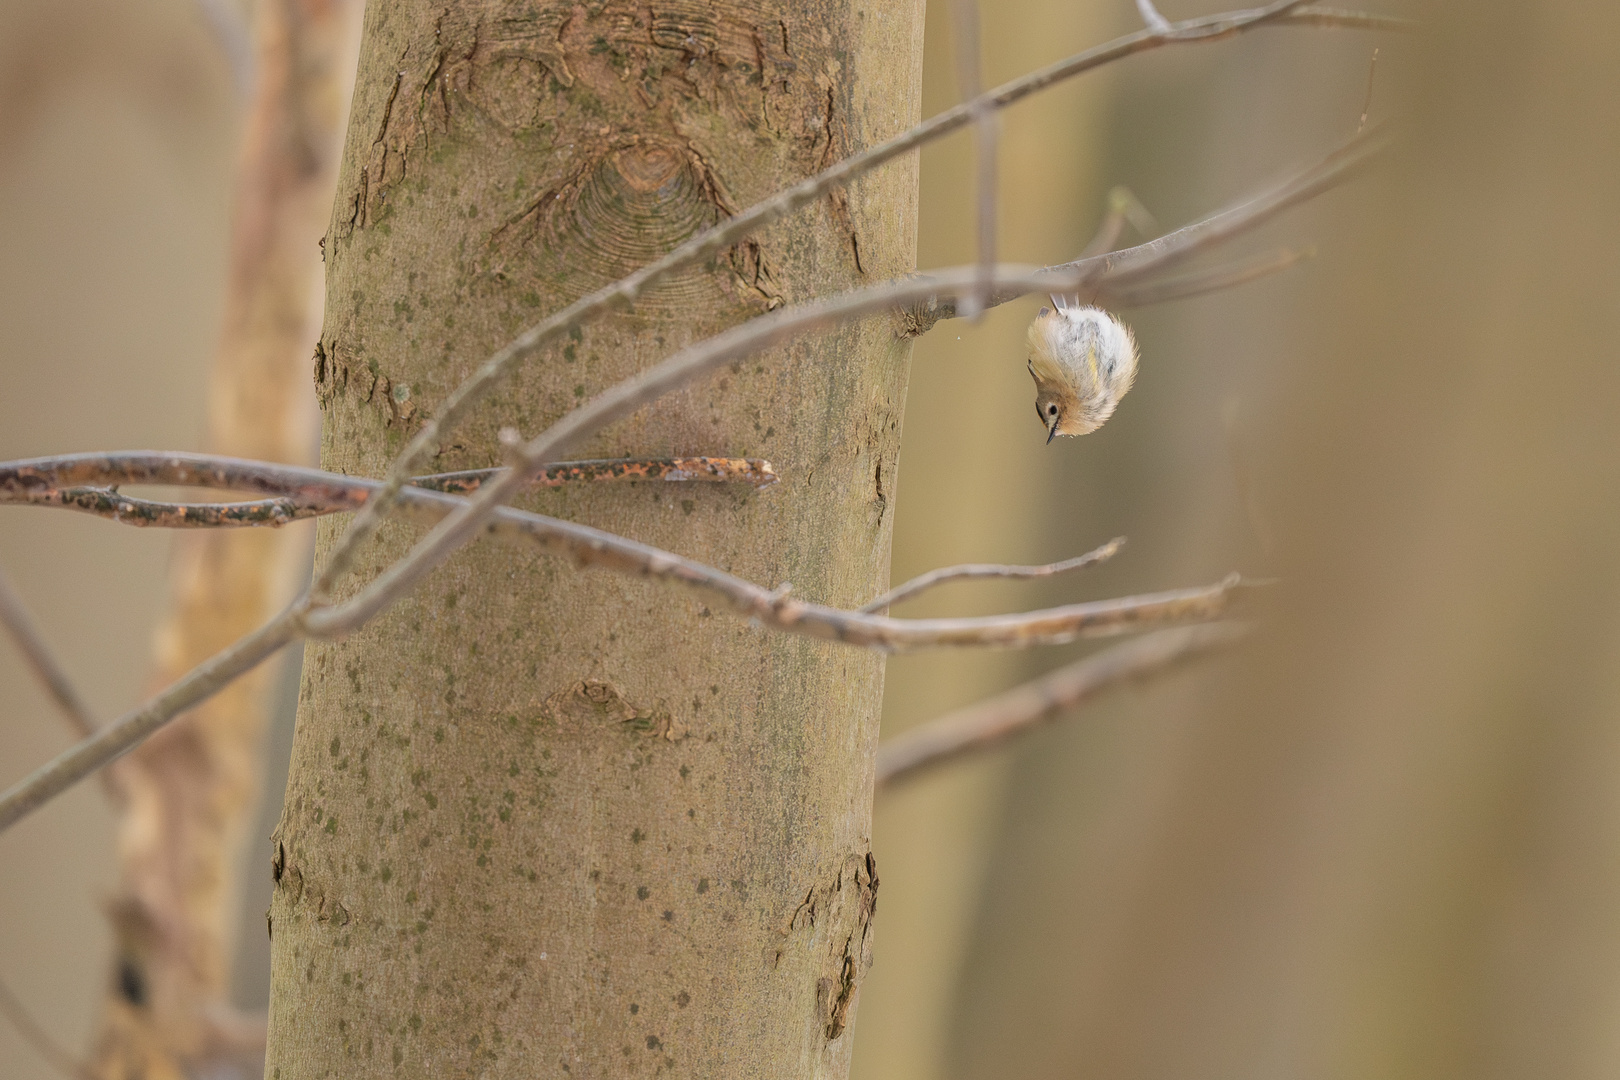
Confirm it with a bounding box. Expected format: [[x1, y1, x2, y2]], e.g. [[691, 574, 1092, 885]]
[[773, 849, 879, 1041]]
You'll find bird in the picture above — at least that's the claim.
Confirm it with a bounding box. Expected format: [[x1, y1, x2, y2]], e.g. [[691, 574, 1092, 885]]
[[1026, 294, 1139, 443]]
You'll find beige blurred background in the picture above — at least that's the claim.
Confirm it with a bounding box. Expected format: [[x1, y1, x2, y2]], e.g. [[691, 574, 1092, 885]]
[[9, 1, 1620, 1079]]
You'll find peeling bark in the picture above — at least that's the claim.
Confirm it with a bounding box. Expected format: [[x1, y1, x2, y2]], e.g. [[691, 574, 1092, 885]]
[[268, 0, 922, 1076]]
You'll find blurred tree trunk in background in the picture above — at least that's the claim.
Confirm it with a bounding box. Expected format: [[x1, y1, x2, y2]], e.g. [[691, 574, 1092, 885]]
[[92, 2, 361, 1077], [950, 2, 1620, 1078], [265, 1, 921, 1076]]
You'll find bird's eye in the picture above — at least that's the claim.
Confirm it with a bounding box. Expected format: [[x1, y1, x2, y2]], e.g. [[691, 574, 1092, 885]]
[[1046, 404, 1059, 417]]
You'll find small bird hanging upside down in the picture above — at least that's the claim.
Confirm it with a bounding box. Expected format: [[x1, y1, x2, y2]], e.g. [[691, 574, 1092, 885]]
[[1027, 294, 1139, 443]]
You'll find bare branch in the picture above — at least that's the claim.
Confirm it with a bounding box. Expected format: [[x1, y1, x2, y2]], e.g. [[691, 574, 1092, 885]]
[[860, 537, 1125, 614], [0, 457, 776, 529], [0, 609, 300, 834], [1109, 245, 1314, 307], [950, 0, 997, 317], [0, 576, 1239, 833], [0, 453, 1238, 653], [1080, 122, 1383, 291], [875, 621, 1250, 790], [0, 566, 97, 738], [311, 0, 1402, 600], [904, 121, 1385, 331], [0, 973, 94, 1080], [0, 445, 1247, 833], [1288, 5, 1413, 31]]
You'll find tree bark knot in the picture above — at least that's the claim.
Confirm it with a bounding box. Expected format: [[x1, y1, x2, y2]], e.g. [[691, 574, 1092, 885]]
[[541, 679, 686, 741]]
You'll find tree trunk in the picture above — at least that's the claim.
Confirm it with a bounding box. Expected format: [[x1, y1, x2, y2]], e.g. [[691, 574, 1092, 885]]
[[267, 1, 922, 1076]]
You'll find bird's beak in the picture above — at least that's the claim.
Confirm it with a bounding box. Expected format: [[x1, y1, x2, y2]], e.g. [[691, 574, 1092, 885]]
[[1046, 417, 1059, 444]]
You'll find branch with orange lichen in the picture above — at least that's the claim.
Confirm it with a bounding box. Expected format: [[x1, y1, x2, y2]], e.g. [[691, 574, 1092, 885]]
[[0, 454, 774, 529]]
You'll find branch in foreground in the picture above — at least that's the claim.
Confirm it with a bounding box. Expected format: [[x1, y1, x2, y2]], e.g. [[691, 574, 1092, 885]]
[[0, 566, 97, 738], [0, 456, 775, 529], [0, 610, 300, 833], [875, 621, 1251, 791], [860, 537, 1125, 614], [0, 451, 1241, 653], [0, 447, 1247, 834], [311, 0, 1404, 599]]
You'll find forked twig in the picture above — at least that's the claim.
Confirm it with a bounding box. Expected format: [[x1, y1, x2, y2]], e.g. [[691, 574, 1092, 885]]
[[860, 537, 1125, 614], [875, 621, 1250, 790], [1136, 0, 1175, 34], [1077, 186, 1157, 262], [0, 567, 97, 738]]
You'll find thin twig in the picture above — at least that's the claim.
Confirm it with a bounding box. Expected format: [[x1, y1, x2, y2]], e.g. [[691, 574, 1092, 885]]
[[905, 121, 1385, 331], [950, 0, 997, 317], [1358, 46, 1380, 132], [0, 973, 94, 1080], [1077, 122, 1383, 290], [420, 457, 778, 492], [1076, 186, 1156, 262], [875, 621, 1250, 790], [1108, 245, 1314, 307], [0, 567, 97, 738], [310, 0, 1403, 601], [0, 457, 777, 529], [860, 537, 1125, 614], [0, 609, 301, 833]]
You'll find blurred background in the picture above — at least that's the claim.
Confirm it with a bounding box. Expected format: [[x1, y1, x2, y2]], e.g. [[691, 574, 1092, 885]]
[[7, 1, 1620, 1079]]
